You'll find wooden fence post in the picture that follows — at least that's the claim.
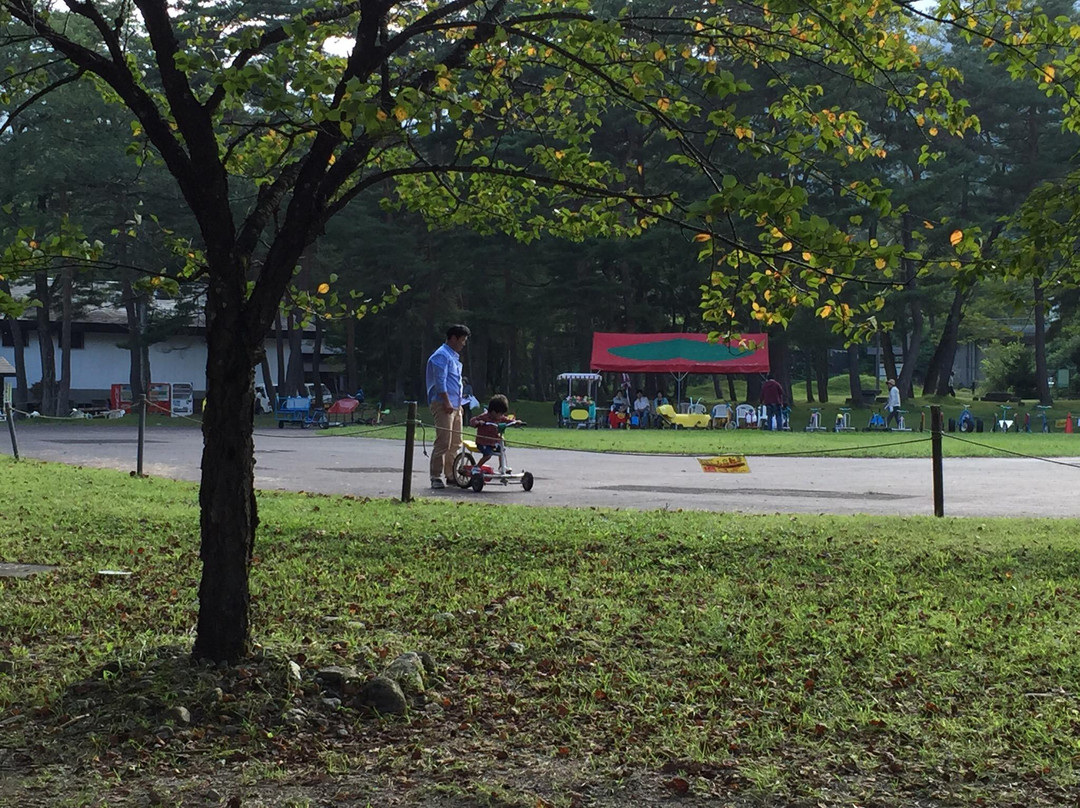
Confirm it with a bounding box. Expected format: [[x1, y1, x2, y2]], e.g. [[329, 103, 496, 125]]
[[402, 401, 417, 502]]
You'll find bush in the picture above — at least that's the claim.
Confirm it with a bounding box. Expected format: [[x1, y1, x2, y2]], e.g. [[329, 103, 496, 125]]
[[980, 341, 1037, 397]]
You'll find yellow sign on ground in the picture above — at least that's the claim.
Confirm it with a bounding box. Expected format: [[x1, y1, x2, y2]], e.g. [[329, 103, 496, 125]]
[[698, 455, 750, 473]]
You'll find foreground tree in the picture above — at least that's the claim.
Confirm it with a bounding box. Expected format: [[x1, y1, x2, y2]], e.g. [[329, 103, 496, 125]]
[[0, 0, 980, 662]]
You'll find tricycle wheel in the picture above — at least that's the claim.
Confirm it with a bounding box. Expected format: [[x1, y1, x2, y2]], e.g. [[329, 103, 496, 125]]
[[470, 475, 484, 493], [521, 471, 534, 492], [452, 452, 475, 488], [278, 421, 285, 429]]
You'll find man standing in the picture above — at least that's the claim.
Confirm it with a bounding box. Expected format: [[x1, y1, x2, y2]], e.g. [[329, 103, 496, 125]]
[[760, 375, 784, 431], [885, 378, 902, 429], [426, 324, 471, 489]]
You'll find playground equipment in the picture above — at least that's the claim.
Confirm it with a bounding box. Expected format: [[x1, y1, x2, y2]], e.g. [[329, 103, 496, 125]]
[[992, 404, 1015, 433], [805, 407, 827, 432], [557, 373, 600, 428], [891, 408, 911, 432], [956, 403, 976, 433], [835, 407, 856, 432], [655, 403, 710, 429], [275, 395, 328, 429], [452, 420, 534, 493]]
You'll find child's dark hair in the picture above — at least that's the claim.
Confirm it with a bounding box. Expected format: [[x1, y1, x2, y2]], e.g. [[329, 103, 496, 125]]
[[487, 394, 509, 413]]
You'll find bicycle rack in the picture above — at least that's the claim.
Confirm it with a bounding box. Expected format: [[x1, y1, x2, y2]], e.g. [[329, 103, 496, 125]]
[[805, 407, 827, 432], [893, 408, 912, 432], [834, 407, 856, 432]]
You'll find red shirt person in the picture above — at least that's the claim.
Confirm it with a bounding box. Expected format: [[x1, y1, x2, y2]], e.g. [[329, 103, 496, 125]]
[[760, 376, 785, 431]]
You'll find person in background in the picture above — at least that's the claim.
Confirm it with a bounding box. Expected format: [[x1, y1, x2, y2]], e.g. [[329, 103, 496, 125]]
[[632, 390, 652, 428], [425, 324, 470, 489], [652, 390, 669, 424], [885, 378, 902, 428], [759, 375, 785, 431]]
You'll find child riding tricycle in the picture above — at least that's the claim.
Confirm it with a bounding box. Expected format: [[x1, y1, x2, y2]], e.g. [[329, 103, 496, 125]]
[[452, 394, 534, 493]]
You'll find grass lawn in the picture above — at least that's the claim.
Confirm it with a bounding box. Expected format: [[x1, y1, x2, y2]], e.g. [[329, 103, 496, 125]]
[[1, 458, 1079, 806]]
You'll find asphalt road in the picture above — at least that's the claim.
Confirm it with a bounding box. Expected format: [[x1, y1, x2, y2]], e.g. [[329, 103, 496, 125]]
[[6, 423, 1080, 518]]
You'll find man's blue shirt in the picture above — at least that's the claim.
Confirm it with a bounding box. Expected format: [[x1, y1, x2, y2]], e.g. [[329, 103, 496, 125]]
[[426, 343, 463, 406]]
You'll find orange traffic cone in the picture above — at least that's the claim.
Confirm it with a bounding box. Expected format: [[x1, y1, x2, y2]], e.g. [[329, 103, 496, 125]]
[[1067, 413, 1074, 434]]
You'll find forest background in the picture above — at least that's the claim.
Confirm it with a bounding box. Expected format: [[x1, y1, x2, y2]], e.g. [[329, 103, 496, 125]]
[[6, 0, 1080, 416]]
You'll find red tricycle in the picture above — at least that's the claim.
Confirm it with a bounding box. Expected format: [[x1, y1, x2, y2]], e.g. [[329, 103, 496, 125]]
[[451, 419, 534, 493]]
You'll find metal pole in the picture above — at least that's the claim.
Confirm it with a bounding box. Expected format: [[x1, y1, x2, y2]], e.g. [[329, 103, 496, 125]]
[[137, 395, 147, 477], [931, 404, 944, 517], [402, 401, 417, 502], [5, 403, 18, 460]]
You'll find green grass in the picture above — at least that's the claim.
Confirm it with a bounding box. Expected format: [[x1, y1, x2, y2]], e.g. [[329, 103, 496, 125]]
[[339, 413, 1080, 458], [2, 458, 1080, 805]]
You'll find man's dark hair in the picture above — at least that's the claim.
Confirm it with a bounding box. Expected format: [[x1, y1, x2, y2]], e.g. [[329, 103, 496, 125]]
[[446, 324, 471, 340]]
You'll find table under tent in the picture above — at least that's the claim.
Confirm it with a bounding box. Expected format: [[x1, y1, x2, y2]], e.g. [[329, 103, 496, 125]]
[[588, 332, 770, 408]]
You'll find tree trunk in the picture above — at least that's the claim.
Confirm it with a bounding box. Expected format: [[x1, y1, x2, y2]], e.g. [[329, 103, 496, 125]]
[[847, 344, 863, 406], [880, 331, 898, 387], [285, 311, 305, 396], [1034, 277, 1051, 404], [803, 353, 814, 403], [33, 272, 56, 415], [193, 272, 257, 664], [275, 311, 286, 391], [260, 355, 276, 403], [1, 281, 30, 411], [814, 349, 829, 403], [123, 279, 150, 404], [923, 286, 969, 396], [345, 312, 359, 396], [57, 267, 73, 415], [896, 220, 922, 400], [311, 317, 323, 396], [727, 375, 737, 401]]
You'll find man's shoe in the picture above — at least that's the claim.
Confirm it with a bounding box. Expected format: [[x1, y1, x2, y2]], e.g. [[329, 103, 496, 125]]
[[430, 478, 445, 489]]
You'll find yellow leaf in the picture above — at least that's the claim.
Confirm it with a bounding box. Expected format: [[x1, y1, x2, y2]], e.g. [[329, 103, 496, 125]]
[[916, 114, 925, 127], [656, 97, 671, 111], [802, 251, 812, 262], [929, 126, 938, 136], [394, 107, 408, 122], [554, 150, 564, 159], [636, 163, 644, 175], [949, 230, 963, 246], [317, 283, 330, 294], [437, 76, 452, 91], [819, 304, 833, 318], [376, 109, 388, 122], [781, 241, 793, 252], [654, 48, 667, 62], [327, 154, 336, 165], [693, 233, 712, 242], [1043, 65, 1055, 83], [875, 258, 886, 269], [924, 220, 934, 230]]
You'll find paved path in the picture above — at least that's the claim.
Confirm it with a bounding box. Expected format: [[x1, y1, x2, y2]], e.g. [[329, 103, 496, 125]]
[[6, 423, 1080, 518]]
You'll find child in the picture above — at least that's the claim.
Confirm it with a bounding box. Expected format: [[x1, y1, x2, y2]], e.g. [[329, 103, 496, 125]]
[[469, 394, 513, 471]]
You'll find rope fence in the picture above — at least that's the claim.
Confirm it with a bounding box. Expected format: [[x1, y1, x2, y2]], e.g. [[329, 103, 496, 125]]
[[6, 401, 1080, 514]]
